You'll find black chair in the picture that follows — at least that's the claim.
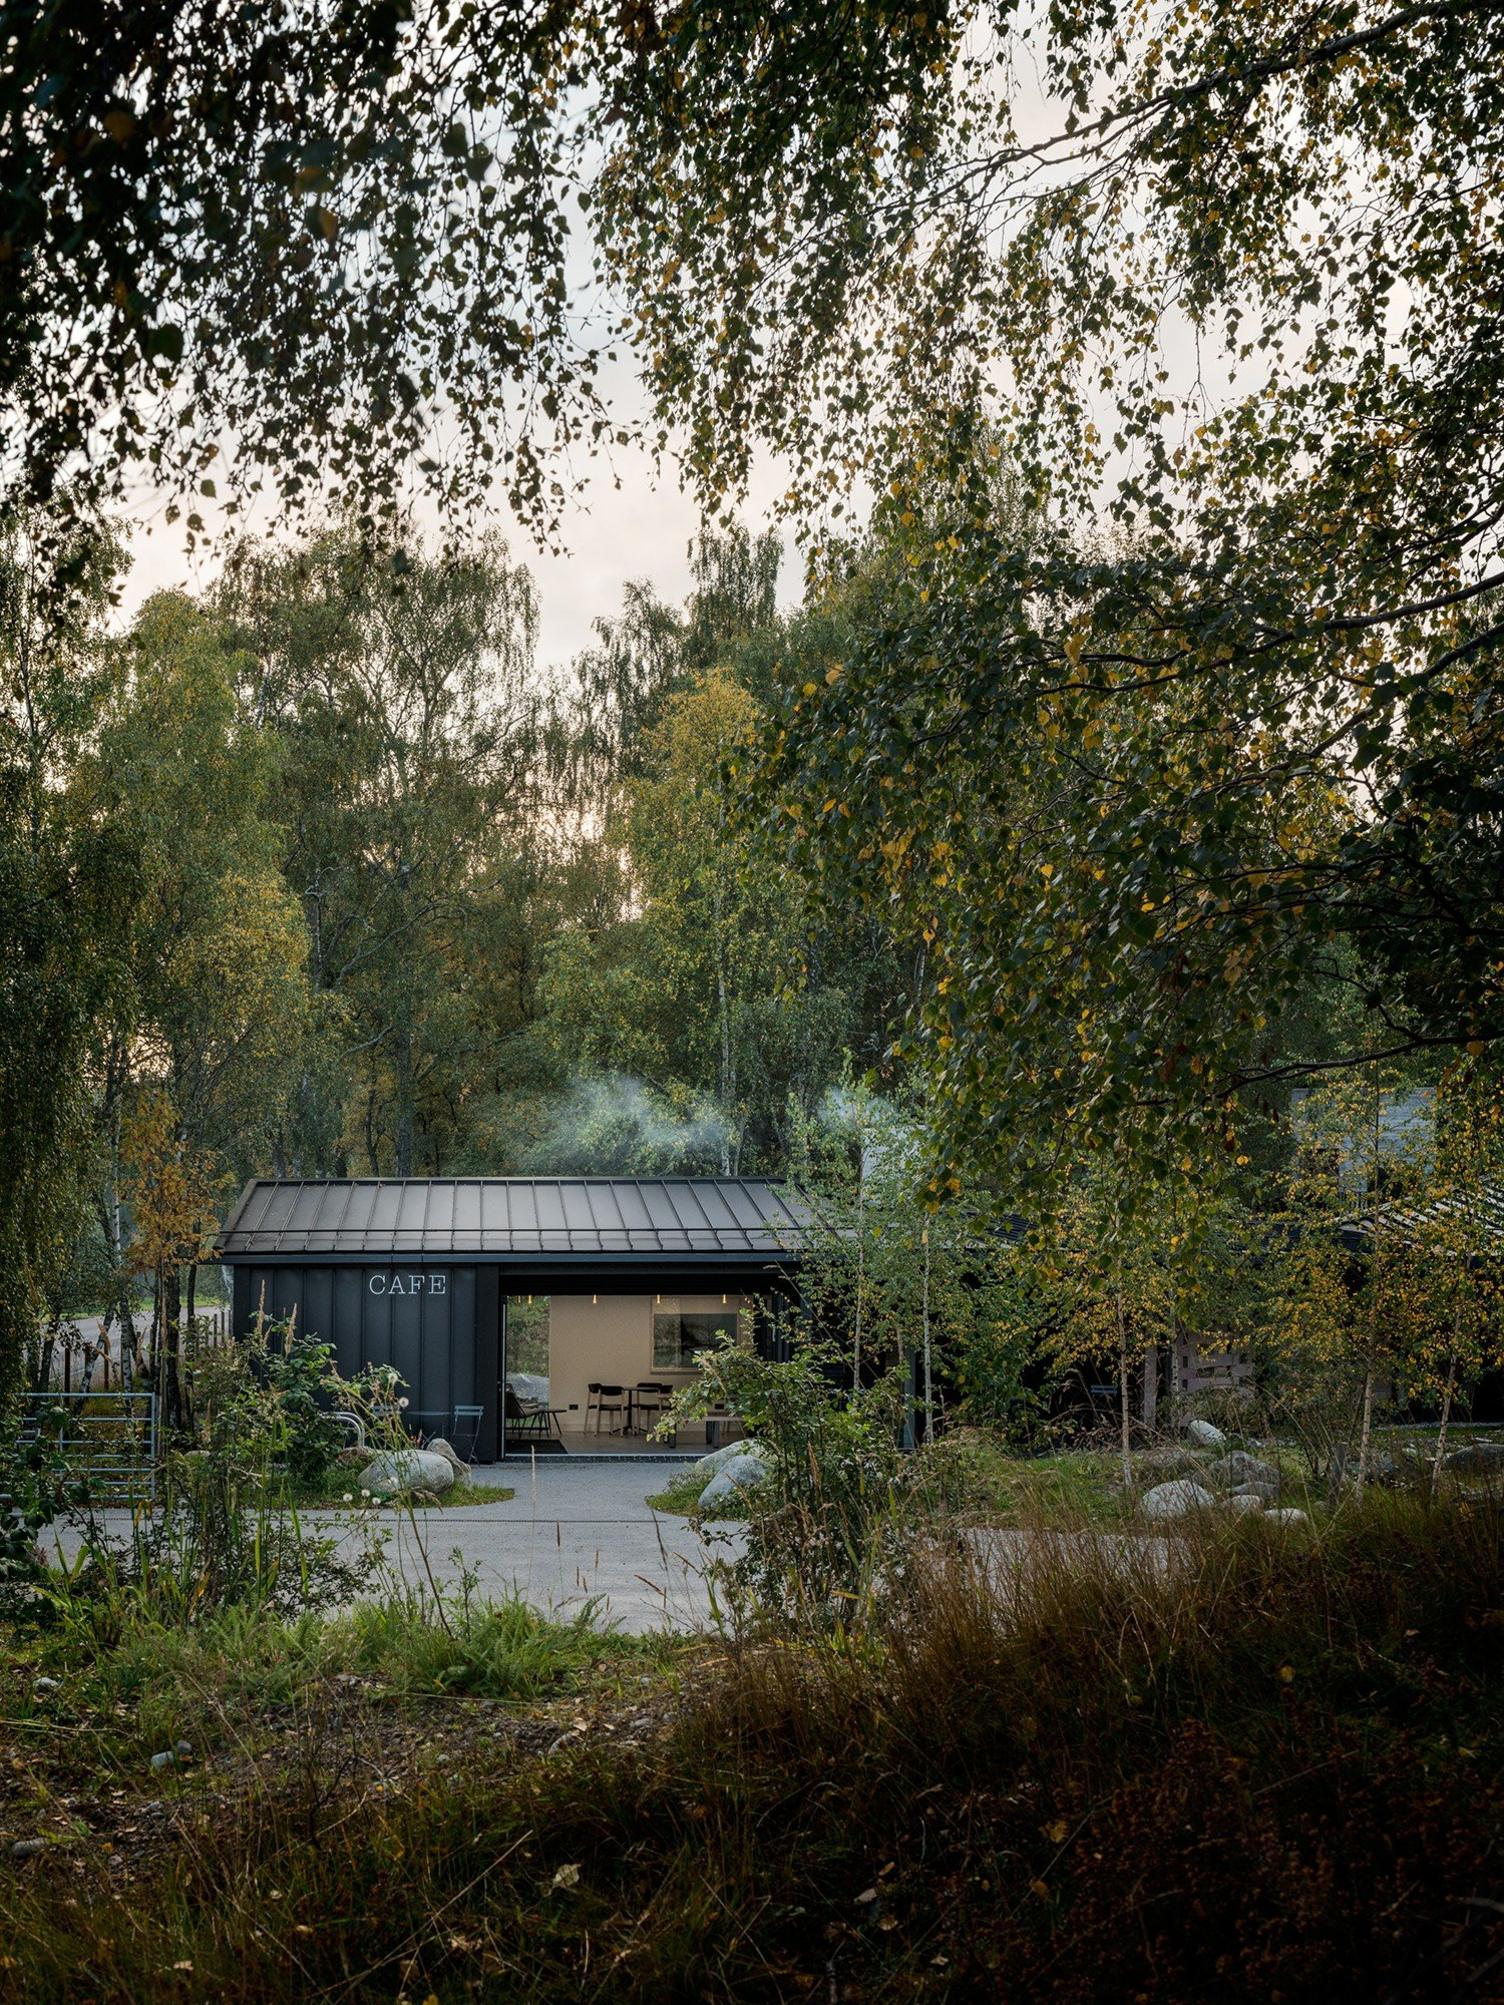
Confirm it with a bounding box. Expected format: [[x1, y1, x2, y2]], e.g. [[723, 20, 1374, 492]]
[[632, 1381, 673, 1437], [593, 1384, 626, 1434]]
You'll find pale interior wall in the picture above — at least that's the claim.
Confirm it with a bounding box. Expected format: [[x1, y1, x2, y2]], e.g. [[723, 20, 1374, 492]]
[[520, 1293, 743, 1431]]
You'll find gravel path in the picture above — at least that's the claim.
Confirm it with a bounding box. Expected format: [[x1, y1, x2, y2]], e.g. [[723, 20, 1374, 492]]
[[49, 1459, 740, 1636]]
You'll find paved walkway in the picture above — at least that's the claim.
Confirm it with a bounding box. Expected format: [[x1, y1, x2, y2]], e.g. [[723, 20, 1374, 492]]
[[50, 1460, 739, 1636]]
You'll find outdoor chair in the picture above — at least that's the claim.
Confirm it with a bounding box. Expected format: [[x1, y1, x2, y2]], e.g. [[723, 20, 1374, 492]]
[[449, 1403, 484, 1462], [503, 1385, 564, 1442]]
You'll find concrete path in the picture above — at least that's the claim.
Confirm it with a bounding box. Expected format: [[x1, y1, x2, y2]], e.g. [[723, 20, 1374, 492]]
[[50, 1460, 740, 1637]]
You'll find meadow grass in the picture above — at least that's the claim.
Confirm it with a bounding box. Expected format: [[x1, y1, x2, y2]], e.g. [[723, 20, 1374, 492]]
[[644, 1466, 749, 1519], [3, 1489, 1501, 2001]]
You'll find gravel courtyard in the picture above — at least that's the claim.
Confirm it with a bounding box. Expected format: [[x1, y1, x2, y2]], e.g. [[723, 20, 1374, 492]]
[[50, 1459, 739, 1636]]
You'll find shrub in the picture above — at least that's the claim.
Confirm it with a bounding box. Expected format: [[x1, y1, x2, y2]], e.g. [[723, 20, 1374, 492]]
[[670, 1334, 911, 1624]]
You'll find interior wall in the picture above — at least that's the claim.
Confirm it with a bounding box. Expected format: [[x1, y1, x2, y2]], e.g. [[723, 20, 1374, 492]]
[[531, 1294, 743, 1432]]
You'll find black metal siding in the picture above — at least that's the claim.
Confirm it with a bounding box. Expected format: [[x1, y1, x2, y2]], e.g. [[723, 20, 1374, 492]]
[[235, 1263, 481, 1443]]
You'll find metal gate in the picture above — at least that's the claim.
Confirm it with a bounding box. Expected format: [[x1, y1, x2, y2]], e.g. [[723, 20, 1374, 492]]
[[20, 1391, 159, 1504]]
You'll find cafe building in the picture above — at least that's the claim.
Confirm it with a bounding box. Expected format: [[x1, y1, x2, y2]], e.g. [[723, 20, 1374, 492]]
[[216, 1176, 809, 1461]]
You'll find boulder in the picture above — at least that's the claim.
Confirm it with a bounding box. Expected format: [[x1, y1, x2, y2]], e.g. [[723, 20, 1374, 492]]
[[698, 1453, 768, 1511], [359, 1448, 456, 1498], [424, 1436, 469, 1479], [1134, 1445, 1206, 1483], [716, 1452, 767, 1493], [1264, 1508, 1310, 1528], [693, 1436, 767, 1477], [698, 1470, 748, 1510], [1224, 1492, 1264, 1516], [337, 1445, 377, 1468], [1223, 1448, 1277, 1483], [1139, 1479, 1216, 1522], [1331, 1445, 1399, 1487], [1444, 1441, 1504, 1475], [1186, 1419, 1227, 1450]]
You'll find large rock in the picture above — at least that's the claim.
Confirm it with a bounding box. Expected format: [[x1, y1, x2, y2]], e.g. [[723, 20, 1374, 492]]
[[693, 1437, 767, 1477], [1134, 1445, 1206, 1483], [1207, 1449, 1279, 1495], [424, 1437, 469, 1479], [1264, 1507, 1310, 1528], [1139, 1479, 1216, 1522], [1223, 1491, 1264, 1516], [359, 1448, 456, 1498], [698, 1454, 768, 1511], [1445, 1441, 1504, 1475], [1186, 1419, 1227, 1450]]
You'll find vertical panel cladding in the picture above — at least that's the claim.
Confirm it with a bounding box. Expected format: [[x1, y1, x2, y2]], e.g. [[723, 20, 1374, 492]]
[[419, 1270, 448, 1425], [271, 1267, 303, 1326], [333, 1268, 365, 1381], [363, 1269, 393, 1379], [388, 1273, 424, 1424], [475, 1267, 500, 1461], [301, 1267, 334, 1350], [453, 1266, 477, 1417], [232, 1265, 252, 1338]]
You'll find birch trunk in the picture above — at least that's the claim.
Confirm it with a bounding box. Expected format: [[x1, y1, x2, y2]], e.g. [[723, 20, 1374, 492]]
[[1116, 1257, 1133, 1491], [1431, 1347, 1457, 1502], [921, 1225, 934, 1448]]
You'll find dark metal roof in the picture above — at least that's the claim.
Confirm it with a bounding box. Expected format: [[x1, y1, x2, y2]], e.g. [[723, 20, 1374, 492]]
[[1340, 1178, 1504, 1256], [218, 1177, 812, 1264]]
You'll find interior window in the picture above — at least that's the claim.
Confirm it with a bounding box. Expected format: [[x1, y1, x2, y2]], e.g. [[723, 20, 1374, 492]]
[[652, 1309, 736, 1370]]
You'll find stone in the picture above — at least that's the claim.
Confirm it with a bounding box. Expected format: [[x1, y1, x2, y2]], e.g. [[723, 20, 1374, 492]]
[[1186, 1419, 1227, 1449], [718, 1452, 767, 1491], [424, 1437, 469, 1479], [1444, 1441, 1504, 1475], [1134, 1445, 1206, 1483], [337, 1445, 376, 1468], [174, 1740, 192, 1760], [10, 1839, 44, 1859], [359, 1448, 457, 1498], [693, 1437, 767, 1477], [149, 1750, 177, 1773], [32, 1676, 60, 1696], [1264, 1508, 1310, 1528], [1224, 1492, 1264, 1515], [698, 1469, 755, 1510], [1139, 1479, 1217, 1521], [1221, 1449, 1279, 1488]]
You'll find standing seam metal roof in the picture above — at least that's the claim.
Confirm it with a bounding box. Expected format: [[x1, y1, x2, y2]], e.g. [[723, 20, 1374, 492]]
[[217, 1177, 813, 1261]]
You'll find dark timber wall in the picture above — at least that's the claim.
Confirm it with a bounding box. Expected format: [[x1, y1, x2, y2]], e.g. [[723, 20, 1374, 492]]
[[232, 1263, 498, 1460]]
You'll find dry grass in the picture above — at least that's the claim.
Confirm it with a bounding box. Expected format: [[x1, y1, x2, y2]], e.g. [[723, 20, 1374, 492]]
[[3, 1493, 1503, 2001]]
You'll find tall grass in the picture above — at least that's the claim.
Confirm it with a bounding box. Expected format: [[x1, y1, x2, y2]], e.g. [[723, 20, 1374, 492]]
[[5, 1493, 1502, 2001]]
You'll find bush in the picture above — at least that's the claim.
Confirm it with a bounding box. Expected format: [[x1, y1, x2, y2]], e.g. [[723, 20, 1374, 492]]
[[0, 1403, 87, 1623], [670, 1334, 911, 1624], [263, 1337, 348, 1484]]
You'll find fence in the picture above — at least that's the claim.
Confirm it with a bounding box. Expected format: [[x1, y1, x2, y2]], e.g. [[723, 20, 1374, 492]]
[[19, 1390, 159, 1505]]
